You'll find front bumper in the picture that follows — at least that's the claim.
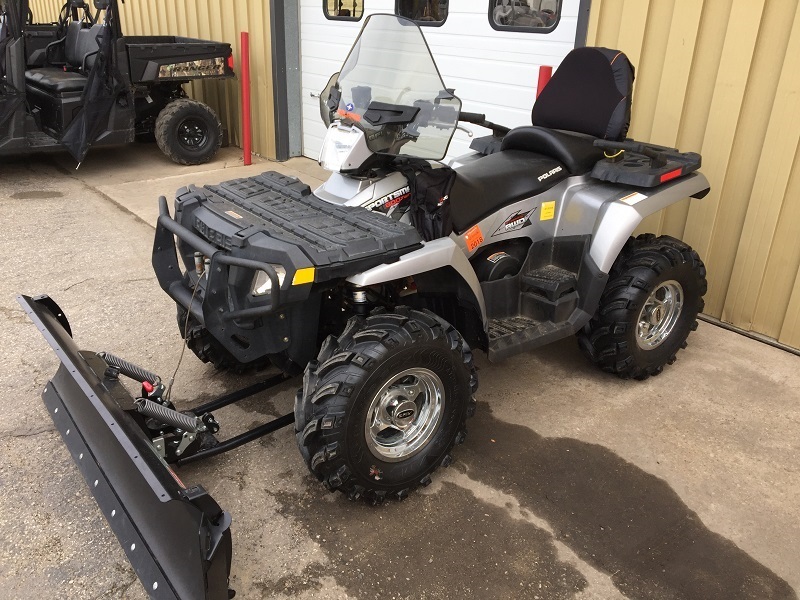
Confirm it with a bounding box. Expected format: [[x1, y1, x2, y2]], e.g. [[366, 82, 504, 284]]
[[152, 172, 423, 365], [152, 195, 312, 364], [17, 294, 232, 600]]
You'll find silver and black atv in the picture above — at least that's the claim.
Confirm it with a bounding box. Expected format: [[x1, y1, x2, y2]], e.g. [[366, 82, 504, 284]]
[[18, 14, 709, 600]]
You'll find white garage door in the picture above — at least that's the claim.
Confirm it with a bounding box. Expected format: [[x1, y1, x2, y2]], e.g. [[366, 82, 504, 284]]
[[299, 0, 586, 162]]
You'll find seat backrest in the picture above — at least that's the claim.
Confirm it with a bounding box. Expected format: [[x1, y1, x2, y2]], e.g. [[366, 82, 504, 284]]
[[531, 47, 635, 141], [65, 23, 102, 71], [63, 20, 84, 67]]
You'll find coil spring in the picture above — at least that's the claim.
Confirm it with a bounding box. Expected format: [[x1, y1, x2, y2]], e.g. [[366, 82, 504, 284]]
[[135, 398, 201, 432], [99, 352, 160, 385]]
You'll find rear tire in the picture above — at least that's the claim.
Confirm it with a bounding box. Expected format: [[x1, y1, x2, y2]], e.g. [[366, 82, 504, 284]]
[[295, 307, 478, 504], [577, 234, 707, 380], [155, 99, 222, 165]]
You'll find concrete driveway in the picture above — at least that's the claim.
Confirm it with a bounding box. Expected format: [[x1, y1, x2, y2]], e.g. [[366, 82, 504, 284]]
[[1, 145, 798, 600]]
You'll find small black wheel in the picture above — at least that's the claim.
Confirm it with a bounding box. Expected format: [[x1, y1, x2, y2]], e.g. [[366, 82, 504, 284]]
[[176, 305, 271, 374], [295, 307, 478, 504], [155, 99, 222, 165], [577, 234, 707, 380]]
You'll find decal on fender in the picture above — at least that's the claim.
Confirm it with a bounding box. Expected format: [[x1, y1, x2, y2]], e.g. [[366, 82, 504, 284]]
[[364, 186, 411, 211], [492, 209, 536, 236], [464, 225, 484, 252], [620, 192, 648, 205], [540, 201, 556, 221]]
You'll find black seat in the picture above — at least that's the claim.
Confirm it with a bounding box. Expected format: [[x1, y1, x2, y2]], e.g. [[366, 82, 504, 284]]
[[24, 22, 103, 95], [449, 47, 635, 232], [25, 69, 88, 94], [501, 127, 604, 175], [500, 46, 635, 173], [450, 150, 567, 233]]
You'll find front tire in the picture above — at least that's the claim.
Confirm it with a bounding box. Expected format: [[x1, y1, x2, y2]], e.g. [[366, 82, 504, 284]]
[[577, 234, 707, 380], [155, 99, 222, 165], [295, 307, 478, 504]]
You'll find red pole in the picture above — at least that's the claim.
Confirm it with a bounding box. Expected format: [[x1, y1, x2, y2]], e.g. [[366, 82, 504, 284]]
[[536, 65, 553, 99], [240, 31, 252, 166]]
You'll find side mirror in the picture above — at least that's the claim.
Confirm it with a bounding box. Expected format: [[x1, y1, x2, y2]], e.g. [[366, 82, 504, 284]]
[[319, 71, 340, 127]]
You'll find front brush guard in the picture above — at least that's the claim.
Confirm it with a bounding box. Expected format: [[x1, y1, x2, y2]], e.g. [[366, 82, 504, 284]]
[[17, 294, 233, 600]]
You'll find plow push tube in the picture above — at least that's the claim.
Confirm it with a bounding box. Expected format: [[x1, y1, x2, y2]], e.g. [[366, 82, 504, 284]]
[[17, 294, 233, 600]]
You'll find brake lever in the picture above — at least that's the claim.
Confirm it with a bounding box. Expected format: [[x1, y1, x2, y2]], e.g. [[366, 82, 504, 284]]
[[456, 125, 474, 138]]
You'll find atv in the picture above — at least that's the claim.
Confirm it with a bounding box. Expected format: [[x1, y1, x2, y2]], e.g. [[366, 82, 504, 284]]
[[0, 0, 233, 164], [18, 14, 710, 600]]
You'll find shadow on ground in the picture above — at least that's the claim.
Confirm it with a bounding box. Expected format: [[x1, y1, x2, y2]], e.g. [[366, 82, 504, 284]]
[[276, 403, 796, 600]]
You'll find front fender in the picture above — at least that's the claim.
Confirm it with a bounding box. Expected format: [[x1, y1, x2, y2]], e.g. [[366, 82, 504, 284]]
[[346, 238, 486, 324]]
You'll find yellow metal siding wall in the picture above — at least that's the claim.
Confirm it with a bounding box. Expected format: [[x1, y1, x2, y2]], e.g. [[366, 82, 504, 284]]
[[588, 0, 800, 348], [29, 0, 63, 22], [117, 0, 276, 158]]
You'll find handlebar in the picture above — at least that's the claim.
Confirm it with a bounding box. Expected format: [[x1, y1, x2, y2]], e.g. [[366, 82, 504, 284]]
[[458, 111, 510, 137], [458, 111, 486, 124]]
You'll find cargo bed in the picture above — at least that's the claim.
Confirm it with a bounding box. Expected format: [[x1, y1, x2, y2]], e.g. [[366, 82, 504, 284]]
[[123, 35, 234, 83]]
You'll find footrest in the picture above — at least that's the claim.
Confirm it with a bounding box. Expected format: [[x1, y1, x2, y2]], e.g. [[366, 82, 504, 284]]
[[488, 316, 540, 340], [487, 316, 572, 362], [521, 265, 577, 301]]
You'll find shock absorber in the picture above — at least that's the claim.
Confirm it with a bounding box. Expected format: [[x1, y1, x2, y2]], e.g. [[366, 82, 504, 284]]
[[350, 286, 370, 316]]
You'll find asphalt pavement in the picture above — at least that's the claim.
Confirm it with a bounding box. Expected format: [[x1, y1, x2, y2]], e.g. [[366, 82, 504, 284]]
[[0, 145, 798, 600]]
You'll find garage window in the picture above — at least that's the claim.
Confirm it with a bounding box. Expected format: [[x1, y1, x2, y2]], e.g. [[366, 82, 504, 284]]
[[324, 0, 364, 21], [396, 1, 449, 27], [489, 0, 562, 33]]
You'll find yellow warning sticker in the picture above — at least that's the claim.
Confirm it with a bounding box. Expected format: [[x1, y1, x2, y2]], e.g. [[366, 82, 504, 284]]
[[540, 201, 556, 221]]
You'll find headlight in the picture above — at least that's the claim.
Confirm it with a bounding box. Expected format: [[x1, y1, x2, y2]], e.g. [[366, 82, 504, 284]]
[[252, 267, 286, 295], [319, 124, 365, 172]]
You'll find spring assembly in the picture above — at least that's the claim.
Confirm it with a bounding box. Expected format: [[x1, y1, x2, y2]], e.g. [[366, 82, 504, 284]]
[[98, 352, 160, 385], [135, 398, 203, 432]]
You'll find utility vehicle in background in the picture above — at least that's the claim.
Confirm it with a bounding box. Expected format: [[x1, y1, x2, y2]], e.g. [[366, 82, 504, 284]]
[[18, 14, 709, 599], [0, 0, 233, 164]]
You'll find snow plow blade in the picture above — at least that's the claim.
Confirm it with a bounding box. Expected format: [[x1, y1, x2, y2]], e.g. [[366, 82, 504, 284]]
[[17, 294, 233, 600]]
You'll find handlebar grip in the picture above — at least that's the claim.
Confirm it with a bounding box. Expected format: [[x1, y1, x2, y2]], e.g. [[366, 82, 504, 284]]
[[459, 111, 486, 124]]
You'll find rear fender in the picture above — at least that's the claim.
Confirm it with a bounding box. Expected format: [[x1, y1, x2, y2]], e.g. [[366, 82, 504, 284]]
[[589, 172, 710, 273]]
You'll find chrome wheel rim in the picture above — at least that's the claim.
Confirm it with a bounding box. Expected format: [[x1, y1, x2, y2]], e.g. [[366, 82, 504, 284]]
[[636, 280, 684, 349], [365, 368, 445, 462]]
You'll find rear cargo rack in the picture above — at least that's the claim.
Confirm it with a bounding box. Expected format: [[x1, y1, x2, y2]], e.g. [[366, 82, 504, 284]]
[[591, 139, 701, 187]]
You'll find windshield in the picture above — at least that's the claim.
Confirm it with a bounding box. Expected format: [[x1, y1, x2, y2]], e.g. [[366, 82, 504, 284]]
[[330, 14, 461, 161]]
